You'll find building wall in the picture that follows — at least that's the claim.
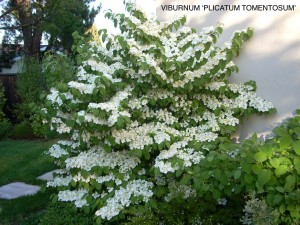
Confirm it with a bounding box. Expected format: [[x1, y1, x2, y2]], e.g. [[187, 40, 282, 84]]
[[156, 0, 300, 140], [0, 59, 22, 74]]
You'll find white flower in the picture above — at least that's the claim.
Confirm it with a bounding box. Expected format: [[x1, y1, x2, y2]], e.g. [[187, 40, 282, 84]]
[[48, 144, 69, 158]]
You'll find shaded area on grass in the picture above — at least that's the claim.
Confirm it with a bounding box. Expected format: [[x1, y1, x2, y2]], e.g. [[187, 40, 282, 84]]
[[0, 140, 56, 186], [0, 140, 57, 224], [0, 189, 55, 224]]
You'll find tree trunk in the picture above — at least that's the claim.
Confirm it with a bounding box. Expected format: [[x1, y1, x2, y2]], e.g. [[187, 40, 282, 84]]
[[15, 0, 42, 58]]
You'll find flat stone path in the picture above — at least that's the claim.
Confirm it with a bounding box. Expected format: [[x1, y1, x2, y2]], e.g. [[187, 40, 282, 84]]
[[37, 169, 59, 181], [0, 170, 57, 200], [0, 182, 40, 199]]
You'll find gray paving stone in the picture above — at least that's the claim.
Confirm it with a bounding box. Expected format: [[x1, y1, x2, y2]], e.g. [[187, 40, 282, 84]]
[[37, 169, 59, 181], [0, 182, 40, 199]]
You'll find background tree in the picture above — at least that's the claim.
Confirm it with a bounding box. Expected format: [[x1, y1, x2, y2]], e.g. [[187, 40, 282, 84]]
[[0, 0, 100, 58]]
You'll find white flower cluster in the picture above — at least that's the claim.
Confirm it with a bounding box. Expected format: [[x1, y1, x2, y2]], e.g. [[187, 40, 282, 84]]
[[88, 86, 132, 127], [155, 141, 205, 173], [47, 88, 63, 106], [50, 117, 72, 134], [58, 189, 88, 208], [95, 179, 153, 220], [48, 144, 69, 158], [47, 175, 72, 187], [68, 81, 95, 95], [65, 146, 140, 173]]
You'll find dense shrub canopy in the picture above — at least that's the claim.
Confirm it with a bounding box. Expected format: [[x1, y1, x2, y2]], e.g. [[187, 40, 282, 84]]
[[45, 2, 274, 223]]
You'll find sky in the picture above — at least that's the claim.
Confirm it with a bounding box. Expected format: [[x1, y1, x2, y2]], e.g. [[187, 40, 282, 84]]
[[0, 0, 157, 43]]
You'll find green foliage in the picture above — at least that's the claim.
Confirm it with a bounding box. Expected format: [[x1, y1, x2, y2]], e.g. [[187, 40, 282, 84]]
[[124, 195, 244, 225], [11, 121, 35, 139], [0, 81, 6, 119], [237, 113, 300, 224], [42, 53, 76, 87], [14, 54, 76, 138], [0, 0, 100, 56], [42, 0, 100, 52], [39, 202, 94, 225], [0, 118, 12, 139], [0, 81, 12, 139], [15, 58, 45, 122]]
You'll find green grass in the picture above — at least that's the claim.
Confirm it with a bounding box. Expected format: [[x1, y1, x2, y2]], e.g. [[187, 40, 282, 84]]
[[0, 140, 57, 224]]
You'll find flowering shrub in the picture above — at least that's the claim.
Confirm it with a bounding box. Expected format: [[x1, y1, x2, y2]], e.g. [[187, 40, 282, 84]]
[[44, 2, 275, 223]]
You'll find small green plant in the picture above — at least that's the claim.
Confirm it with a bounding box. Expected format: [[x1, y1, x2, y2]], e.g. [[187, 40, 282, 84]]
[[39, 202, 94, 225], [11, 121, 35, 139]]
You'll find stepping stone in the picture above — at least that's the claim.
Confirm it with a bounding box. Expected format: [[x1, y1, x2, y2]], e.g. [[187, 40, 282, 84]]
[[37, 169, 60, 181], [0, 182, 40, 199]]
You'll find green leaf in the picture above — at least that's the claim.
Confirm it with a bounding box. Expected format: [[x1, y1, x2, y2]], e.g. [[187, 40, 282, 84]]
[[214, 169, 222, 180], [180, 174, 191, 185], [207, 155, 214, 162], [136, 149, 143, 158], [176, 169, 184, 177], [252, 165, 262, 175], [81, 170, 89, 179], [212, 189, 221, 200], [268, 194, 282, 205], [254, 152, 267, 163], [269, 158, 280, 168], [247, 28, 254, 39], [279, 135, 292, 149], [279, 204, 286, 214], [216, 26, 223, 35], [143, 149, 150, 160], [293, 127, 300, 138], [96, 217, 102, 225], [51, 194, 58, 203], [260, 145, 274, 157], [294, 158, 300, 175], [242, 163, 252, 174], [103, 144, 111, 152], [275, 165, 288, 177], [149, 199, 158, 209], [83, 205, 90, 214], [116, 117, 124, 128], [244, 174, 253, 184], [234, 170, 242, 179], [292, 140, 300, 155], [258, 169, 271, 186], [276, 186, 285, 193], [284, 175, 295, 192]]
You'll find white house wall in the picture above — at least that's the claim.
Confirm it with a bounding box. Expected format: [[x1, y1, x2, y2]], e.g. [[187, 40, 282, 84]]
[[157, 0, 300, 140]]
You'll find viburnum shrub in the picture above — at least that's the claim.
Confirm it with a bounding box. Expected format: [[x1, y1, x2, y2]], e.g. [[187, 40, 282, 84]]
[[44, 2, 275, 223]]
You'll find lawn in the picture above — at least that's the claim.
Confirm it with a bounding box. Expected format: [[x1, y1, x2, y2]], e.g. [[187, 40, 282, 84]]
[[0, 140, 57, 225]]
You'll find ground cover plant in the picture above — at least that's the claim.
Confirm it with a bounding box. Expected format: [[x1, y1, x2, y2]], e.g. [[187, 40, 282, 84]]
[[43, 2, 299, 224], [0, 140, 56, 224]]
